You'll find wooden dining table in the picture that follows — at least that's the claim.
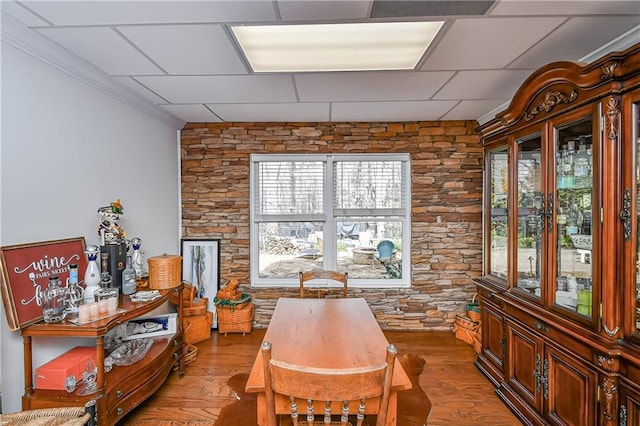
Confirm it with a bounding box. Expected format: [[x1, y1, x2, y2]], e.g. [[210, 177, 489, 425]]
[[245, 297, 412, 426]]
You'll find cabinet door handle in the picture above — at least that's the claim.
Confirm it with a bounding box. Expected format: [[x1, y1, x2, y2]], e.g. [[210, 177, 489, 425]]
[[116, 389, 123, 399], [542, 358, 549, 400], [538, 195, 546, 233], [620, 188, 631, 242], [546, 194, 554, 233], [533, 353, 541, 393], [620, 405, 628, 426]]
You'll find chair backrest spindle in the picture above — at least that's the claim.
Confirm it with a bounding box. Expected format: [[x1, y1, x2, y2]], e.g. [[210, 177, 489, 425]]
[[261, 341, 396, 426]]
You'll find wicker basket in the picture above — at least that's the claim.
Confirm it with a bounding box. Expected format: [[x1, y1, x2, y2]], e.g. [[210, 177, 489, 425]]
[[453, 314, 480, 347], [173, 343, 198, 371], [148, 254, 181, 289], [171, 283, 197, 305], [472, 333, 482, 354], [184, 311, 213, 344], [466, 293, 482, 322], [184, 298, 208, 316], [170, 284, 208, 316], [183, 343, 198, 366], [217, 302, 254, 335]]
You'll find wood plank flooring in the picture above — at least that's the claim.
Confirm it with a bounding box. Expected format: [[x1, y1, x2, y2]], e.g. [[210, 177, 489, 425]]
[[121, 329, 522, 426]]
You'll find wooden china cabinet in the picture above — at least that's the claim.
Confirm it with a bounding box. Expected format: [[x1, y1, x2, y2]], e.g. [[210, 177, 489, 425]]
[[475, 42, 640, 426]]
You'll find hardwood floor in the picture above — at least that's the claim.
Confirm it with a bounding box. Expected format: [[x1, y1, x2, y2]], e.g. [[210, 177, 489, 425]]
[[121, 329, 521, 425]]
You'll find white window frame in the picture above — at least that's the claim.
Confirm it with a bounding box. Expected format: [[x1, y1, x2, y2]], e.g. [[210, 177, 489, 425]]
[[250, 153, 411, 288]]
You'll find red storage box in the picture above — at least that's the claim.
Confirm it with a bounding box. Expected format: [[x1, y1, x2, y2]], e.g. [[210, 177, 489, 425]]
[[35, 346, 96, 390]]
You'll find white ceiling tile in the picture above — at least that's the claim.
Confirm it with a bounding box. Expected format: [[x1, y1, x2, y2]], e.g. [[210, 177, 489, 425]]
[[3, 0, 636, 124], [1, 1, 52, 26], [118, 24, 247, 75], [441, 100, 507, 121], [277, 1, 372, 21], [421, 17, 565, 70], [35, 27, 164, 75], [434, 69, 533, 100], [112, 77, 169, 104], [136, 75, 298, 103], [331, 101, 458, 122], [158, 104, 221, 123], [491, 0, 640, 16], [23, 1, 278, 26], [296, 71, 455, 102], [509, 16, 640, 68], [208, 103, 331, 122]]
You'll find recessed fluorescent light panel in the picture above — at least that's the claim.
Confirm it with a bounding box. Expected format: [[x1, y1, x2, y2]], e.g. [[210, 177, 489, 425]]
[[231, 21, 444, 73]]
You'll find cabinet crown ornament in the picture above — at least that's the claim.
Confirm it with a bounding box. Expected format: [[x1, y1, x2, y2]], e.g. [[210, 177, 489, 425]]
[[524, 89, 578, 121], [600, 61, 619, 80]]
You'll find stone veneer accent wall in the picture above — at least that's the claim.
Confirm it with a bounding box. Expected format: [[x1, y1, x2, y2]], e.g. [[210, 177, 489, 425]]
[[181, 121, 483, 331]]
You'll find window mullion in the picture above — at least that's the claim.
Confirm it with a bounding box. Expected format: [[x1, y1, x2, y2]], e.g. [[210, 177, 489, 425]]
[[324, 156, 337, 268]]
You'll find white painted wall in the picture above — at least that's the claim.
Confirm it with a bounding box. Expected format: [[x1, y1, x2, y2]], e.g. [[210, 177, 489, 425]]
[[1, 42, 181, 412]]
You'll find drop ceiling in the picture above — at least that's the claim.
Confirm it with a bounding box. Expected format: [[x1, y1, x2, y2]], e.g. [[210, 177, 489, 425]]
[[2, 1, 639, 126]]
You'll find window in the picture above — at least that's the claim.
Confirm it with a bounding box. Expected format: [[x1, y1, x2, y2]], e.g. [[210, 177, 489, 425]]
[[250, 153, 411, 288]]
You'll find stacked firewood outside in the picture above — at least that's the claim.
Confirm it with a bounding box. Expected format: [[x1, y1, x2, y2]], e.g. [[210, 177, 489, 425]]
[[453, 295, 482, 354], [264, 235, 298, 255], [170, 283, 213, 366]]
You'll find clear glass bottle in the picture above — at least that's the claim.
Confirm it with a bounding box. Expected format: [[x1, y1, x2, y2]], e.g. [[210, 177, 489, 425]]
[[557, 150, 565, 189], [122, 255, 137, 295], [65, 263, 83, 319], [573, 137, 591, 187], [100, 252, 112, 288], [562, 144, 575, 188], [566, 203, 582, 235], [95, 251, 118, 305], [43, 275, 66, 323]]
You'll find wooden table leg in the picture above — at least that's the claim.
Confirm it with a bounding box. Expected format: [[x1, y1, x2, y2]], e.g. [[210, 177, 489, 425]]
[[386, 392, 398, 426], [256, 393, 267, 426]]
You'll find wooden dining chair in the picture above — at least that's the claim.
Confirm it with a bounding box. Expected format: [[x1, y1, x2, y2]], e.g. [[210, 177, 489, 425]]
[[261, 341, 397, 426], [299, 270, 348, 298]]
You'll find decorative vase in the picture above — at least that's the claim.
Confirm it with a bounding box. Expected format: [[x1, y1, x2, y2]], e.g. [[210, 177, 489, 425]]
[[131, 237, 144, 278], [83, 245, 101, 303]]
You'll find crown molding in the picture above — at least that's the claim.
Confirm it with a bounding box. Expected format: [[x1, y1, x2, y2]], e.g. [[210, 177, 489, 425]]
[[476, 24, 640, 126], [1, 12, 185, 130]]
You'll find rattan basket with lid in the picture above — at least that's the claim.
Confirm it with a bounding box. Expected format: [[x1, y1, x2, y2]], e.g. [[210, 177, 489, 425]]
[[148, 253, 181, 289]]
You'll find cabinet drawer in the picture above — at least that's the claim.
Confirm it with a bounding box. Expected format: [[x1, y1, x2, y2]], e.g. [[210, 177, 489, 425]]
[[108, 349, 179, 424], [105, 335, 182, 419], [505, 304, 593, 361]]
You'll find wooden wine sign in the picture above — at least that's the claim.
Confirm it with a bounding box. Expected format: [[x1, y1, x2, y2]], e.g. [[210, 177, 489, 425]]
[[0, 237, 87, 330]]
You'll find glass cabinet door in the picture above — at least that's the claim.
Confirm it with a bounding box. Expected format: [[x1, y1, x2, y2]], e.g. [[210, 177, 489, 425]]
[[488, 147, 508, 281], [515, 135, 543, 299], [553, 117, 593, 318]]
